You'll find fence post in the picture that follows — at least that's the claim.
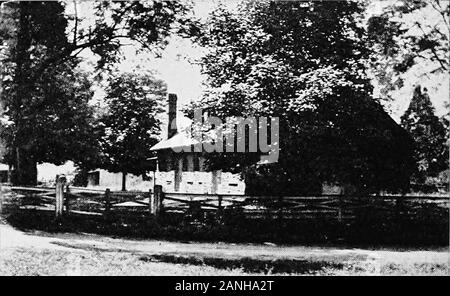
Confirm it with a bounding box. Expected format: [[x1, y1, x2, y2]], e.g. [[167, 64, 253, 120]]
[[218, 195, 223, 212], [151, 185, 163, 217], [65, 185, 70, 215], [55, 175, 66, 218], [216, 195, 223, 222], [147, 188, 152, 216], [104, 188, 111, 218]]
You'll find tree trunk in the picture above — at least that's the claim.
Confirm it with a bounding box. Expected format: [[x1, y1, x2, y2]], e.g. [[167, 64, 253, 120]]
[[13, 147, 37, 186], [9, 3, 37, 186], [121, 172, 127, 191]]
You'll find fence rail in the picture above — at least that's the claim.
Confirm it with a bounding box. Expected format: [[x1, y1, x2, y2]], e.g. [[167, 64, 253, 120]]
[[1, 183, 448, 223], [3, 184, 153, 218], [162, 191, 449, 221]]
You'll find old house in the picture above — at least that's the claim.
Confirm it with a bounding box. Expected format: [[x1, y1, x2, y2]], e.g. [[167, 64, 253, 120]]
[[150, 94, 246, 195]]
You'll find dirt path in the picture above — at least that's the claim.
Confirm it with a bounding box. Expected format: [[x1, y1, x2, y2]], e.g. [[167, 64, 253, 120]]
[[0, 222, 448, 275]]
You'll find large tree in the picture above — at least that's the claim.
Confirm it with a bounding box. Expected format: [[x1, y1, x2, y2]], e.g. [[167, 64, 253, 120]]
[[97, 72, 165, 191], [0, 1, 99, 184], [188, 0, 414, 195], [401, 85, 448, 184], [367, 0, 449, 107], [2, 1, 199, 79], [0, 1, 198, 184]]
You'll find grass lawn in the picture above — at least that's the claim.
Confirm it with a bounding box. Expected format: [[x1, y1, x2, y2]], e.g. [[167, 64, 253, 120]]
[[0, 248, 248, 276], [0, 222, 448, 275], [1, 245, 448, 276]]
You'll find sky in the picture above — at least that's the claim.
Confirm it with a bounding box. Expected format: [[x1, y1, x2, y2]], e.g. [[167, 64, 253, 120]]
[[72, 0, 240, 130], [72, 0, 449, 124], [110, 0, 241, 111]]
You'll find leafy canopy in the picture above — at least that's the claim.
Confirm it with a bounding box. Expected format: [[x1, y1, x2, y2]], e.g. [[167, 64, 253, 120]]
[[367, 0, 449, 104], [97, 72, 166, 177], [401, 86, 448, 183], [187, 0, 414, 195], [0, 2, 98, 172]]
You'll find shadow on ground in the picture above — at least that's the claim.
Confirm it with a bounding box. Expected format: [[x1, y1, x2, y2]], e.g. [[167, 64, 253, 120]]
[[139, 254, 346, 274]]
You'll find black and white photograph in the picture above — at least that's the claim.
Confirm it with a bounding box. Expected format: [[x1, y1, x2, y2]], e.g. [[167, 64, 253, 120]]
[[0, 0, 448, 280]]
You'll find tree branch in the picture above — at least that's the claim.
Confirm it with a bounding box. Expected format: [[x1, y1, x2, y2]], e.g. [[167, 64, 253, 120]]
[[428, 0, 450, 35], [416, 21, 448, 71], [72, 0, 78, 46]]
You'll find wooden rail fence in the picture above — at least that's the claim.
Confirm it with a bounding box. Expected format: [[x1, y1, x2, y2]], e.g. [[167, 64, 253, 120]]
[[1, 180, 448, 223], [162, 192, 449, 221], [4, 182, 159, 219]]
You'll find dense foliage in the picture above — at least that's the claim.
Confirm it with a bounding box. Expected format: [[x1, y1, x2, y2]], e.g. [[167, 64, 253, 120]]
[[187, 1, 414, 195], [367, 0, 449, 104], [0, 2, 98, 184], [0, 1, 197, 185], [97, 72, 165, 190], [401, 86, 448, 185]]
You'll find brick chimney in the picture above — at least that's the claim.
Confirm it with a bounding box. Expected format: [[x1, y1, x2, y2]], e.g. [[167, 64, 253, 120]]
[[168, 93, 178, 139]]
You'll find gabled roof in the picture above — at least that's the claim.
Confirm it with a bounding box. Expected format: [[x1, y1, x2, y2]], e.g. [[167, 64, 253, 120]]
[[150, 130, 202, 151], [150, 129, 278, 165]]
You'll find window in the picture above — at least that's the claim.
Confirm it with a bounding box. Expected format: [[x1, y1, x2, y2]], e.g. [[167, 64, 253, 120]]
[[142, 173, 152, 181], [182, 155, 188, 171], [171, 157, 178, 171], [88, 171, 100, 186], [193, 154, 200, 171]]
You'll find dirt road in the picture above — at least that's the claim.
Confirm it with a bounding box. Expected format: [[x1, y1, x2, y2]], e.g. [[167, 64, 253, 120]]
[[0, 221, 448, 275]]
